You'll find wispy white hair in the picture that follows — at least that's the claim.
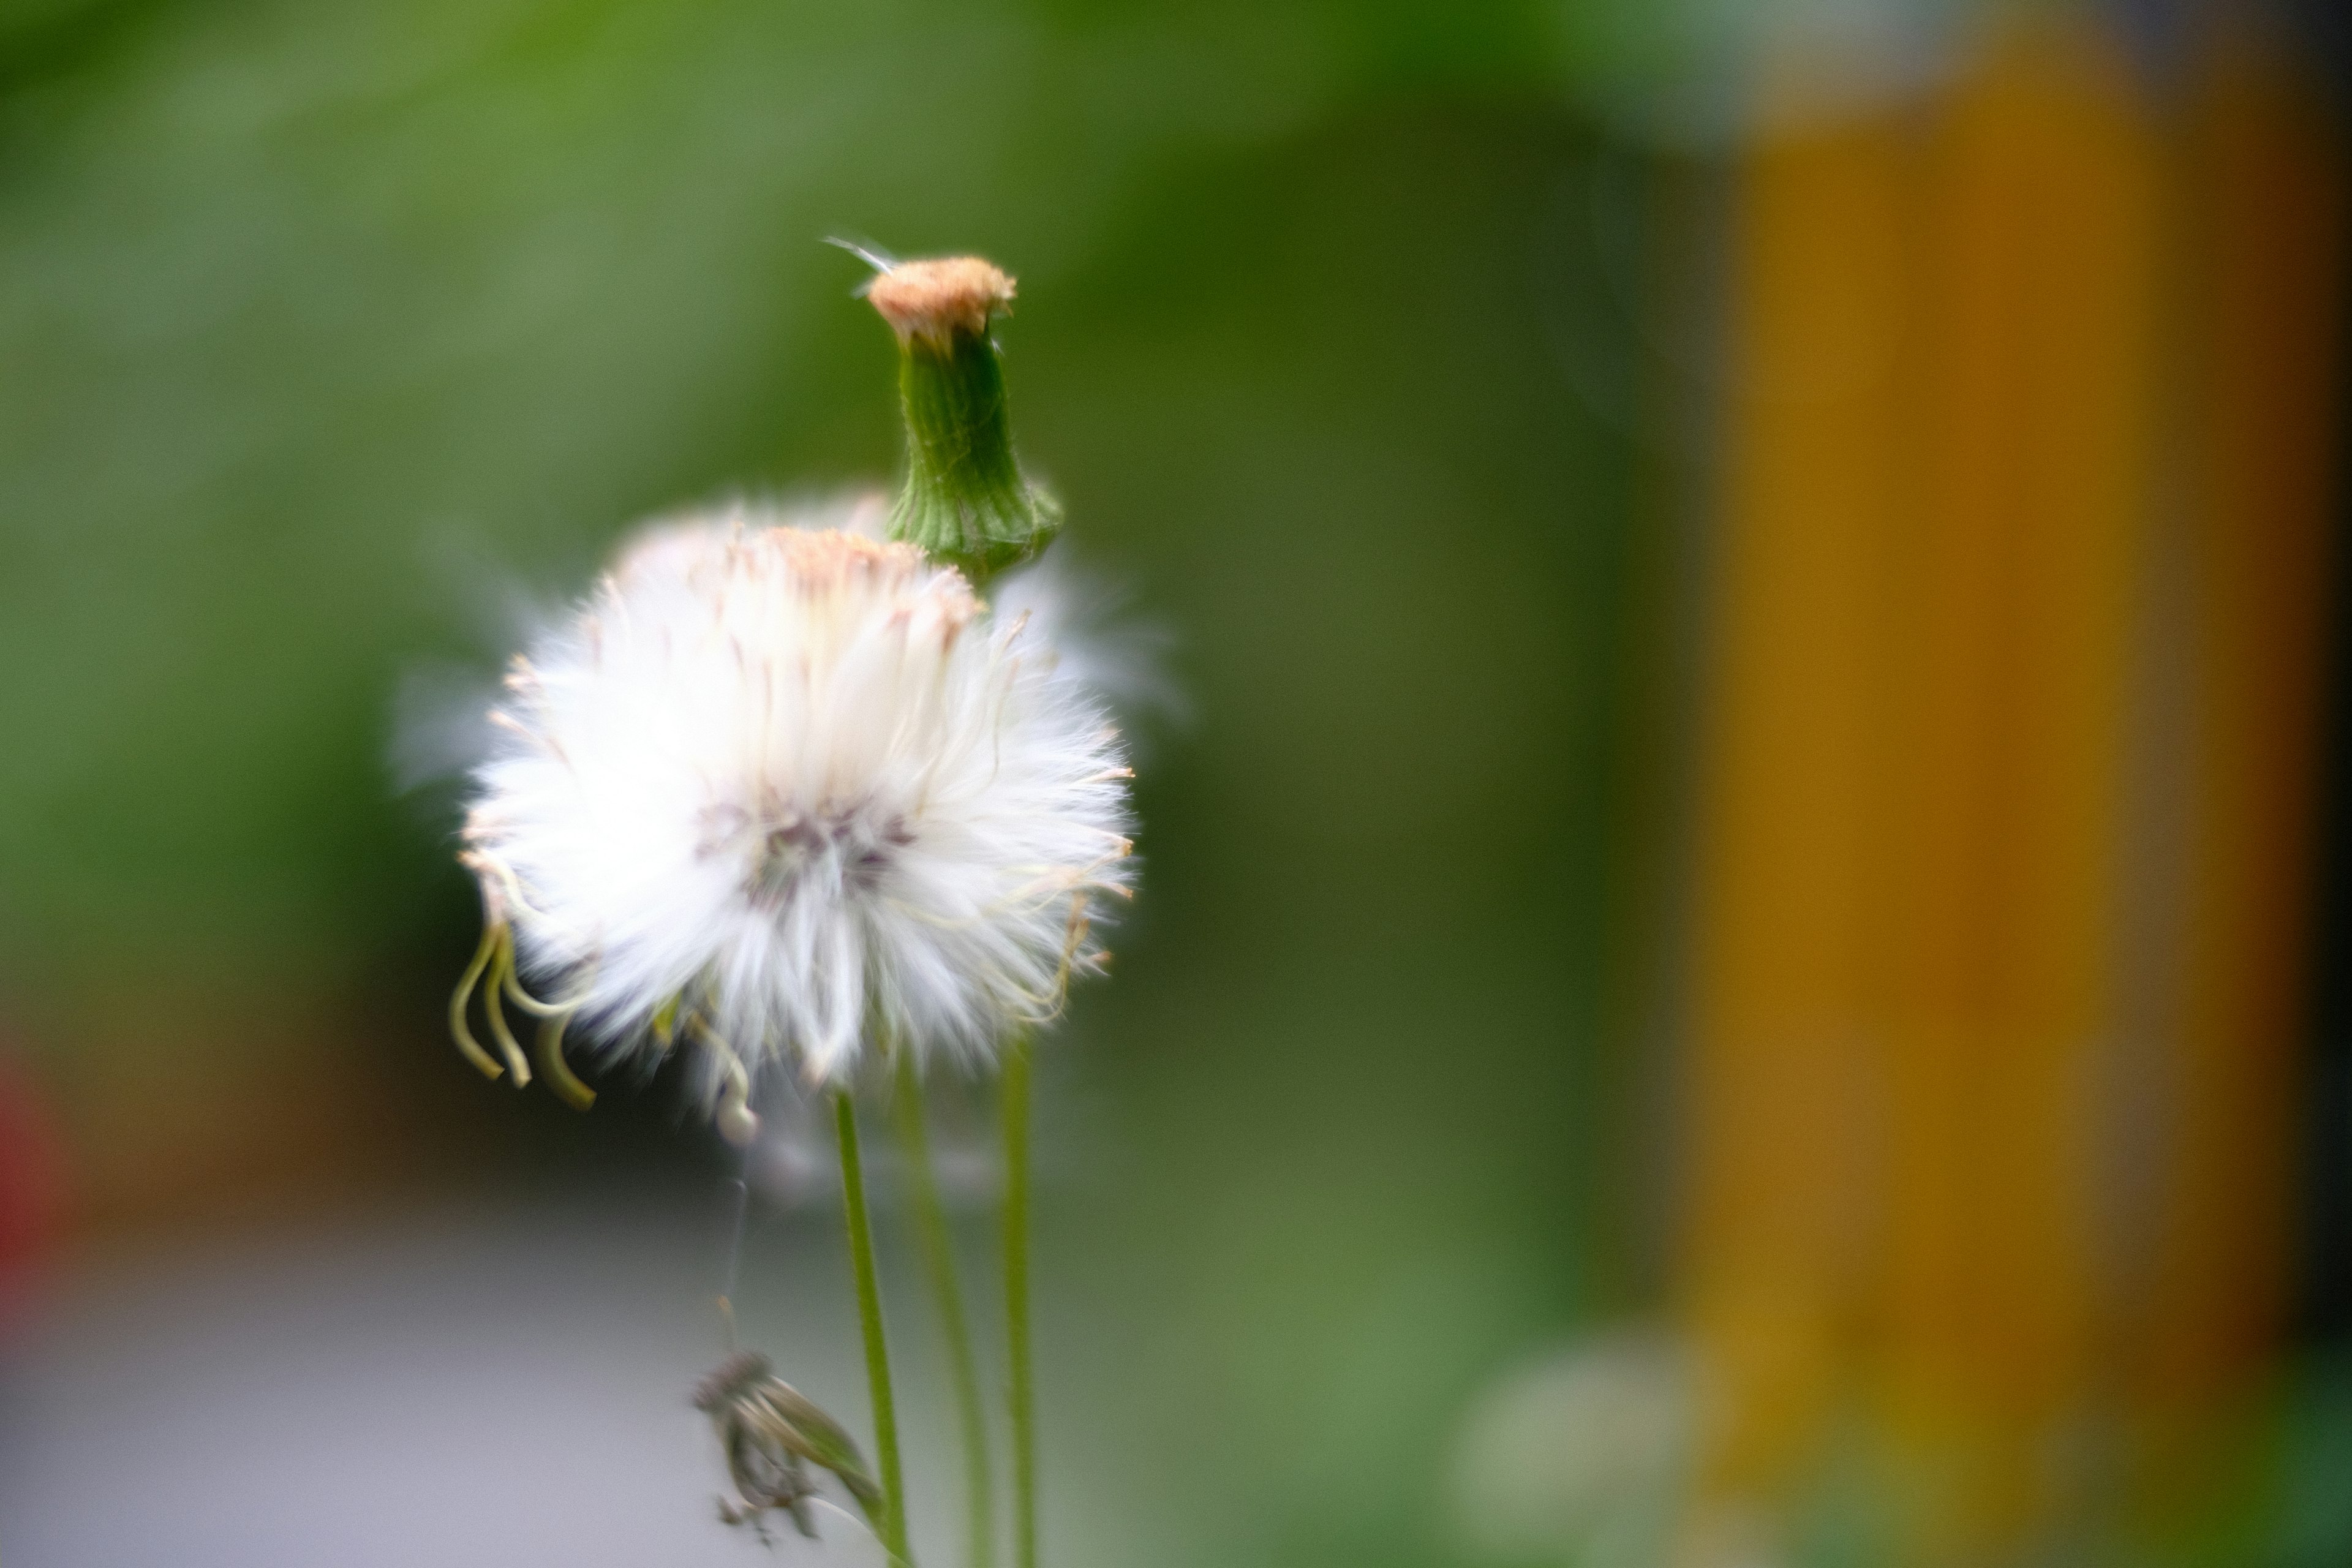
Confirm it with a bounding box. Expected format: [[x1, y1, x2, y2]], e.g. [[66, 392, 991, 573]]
[[461, 497, 1134, 1090]]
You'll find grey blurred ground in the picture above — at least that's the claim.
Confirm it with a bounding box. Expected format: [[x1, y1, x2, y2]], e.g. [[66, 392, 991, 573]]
[[0, 1186, 996, 1568]]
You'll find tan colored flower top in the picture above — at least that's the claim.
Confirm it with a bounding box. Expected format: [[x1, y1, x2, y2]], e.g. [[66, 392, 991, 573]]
[[865, 257, 1016, 349]]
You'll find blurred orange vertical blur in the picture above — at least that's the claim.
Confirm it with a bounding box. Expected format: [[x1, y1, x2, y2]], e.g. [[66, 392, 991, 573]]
[[1675, 10, 2346, 1560], [2134, 24, 2346, 1483], [1879, 23, 2162, 1554], [1679, 77, 1912, 1528]]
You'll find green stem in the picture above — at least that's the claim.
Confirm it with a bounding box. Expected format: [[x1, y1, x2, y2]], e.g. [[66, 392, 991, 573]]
[[894, 1053, 995, 1568], [837, 1090, 913, 1566], [891, 330, 1058, 587], [1002, 1039, 1038, 1568]]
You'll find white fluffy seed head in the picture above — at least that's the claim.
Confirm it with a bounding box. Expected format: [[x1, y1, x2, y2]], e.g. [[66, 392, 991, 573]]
[[462, 499, 1134, 1087]]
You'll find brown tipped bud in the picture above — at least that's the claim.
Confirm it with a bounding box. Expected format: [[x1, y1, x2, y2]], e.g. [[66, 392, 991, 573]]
[[859, 251, 1059, 583], [865, 257, 1016, 349]]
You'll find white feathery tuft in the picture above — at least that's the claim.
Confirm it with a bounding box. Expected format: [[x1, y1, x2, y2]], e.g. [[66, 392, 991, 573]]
[[459, 497, 1134, 1093]]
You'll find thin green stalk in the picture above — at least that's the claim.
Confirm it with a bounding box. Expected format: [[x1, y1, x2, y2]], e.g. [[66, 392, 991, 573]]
[[894, 1053, 994, 1568], [837, 1090, 913, 1566], [1001, 1039, 1037, 1568]]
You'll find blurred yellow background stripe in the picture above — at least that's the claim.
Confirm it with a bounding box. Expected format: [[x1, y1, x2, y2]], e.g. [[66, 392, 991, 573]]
[[1881, 26, 2159, 1553], [1682, 78, 1912, 1517], [1676, 13, 2346, 1558]]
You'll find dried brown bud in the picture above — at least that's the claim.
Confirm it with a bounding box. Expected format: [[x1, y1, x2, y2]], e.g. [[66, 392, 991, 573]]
[[865, 256, 1016, 347]]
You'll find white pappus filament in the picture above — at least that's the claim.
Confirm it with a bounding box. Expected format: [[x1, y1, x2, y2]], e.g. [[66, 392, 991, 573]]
[[453, 500, 1136, 1117]]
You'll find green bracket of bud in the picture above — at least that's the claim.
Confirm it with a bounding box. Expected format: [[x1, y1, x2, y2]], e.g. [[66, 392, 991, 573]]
[[863, 255, 1061, 587]]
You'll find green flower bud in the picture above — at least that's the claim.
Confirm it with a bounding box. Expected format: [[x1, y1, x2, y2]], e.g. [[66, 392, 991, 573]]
[[865, 256, 1060, 587]]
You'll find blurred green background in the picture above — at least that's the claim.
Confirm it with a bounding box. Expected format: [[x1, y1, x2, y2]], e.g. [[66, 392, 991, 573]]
[[0, 4, 1678, 1564], [1, 2, 2347, 1567]]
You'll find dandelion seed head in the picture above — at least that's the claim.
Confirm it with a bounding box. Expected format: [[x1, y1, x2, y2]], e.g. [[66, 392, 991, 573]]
[[461, 497, 1134, 1088]]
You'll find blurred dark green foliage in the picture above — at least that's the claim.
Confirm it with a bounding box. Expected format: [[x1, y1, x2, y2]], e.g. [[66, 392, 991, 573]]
[[0, 0, 1686, 971]]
